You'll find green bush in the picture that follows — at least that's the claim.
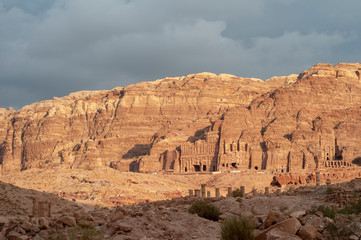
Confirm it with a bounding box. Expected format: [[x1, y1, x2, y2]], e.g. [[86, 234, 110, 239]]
[[188, 200, 220, 221], [221, 216, 255, 240], [310, 205, 336, 219], [326, 186, 335, 195], [232, 189, 244, 198], [338, 200, 361, 215]]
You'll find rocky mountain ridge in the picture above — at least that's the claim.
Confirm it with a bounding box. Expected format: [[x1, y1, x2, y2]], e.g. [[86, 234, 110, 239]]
[[1, 63, 361, 174]]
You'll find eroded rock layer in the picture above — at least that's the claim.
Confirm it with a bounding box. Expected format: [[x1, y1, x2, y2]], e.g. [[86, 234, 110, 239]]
[[1, 63, 361, 174]]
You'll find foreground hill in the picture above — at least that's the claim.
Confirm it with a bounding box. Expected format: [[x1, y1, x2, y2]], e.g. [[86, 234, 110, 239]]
[[0, 63, 361, 174], [2, 172, 361, 239]]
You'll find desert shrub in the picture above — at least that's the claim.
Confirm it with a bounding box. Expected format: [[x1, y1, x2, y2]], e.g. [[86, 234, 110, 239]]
[[221, 216, 254, 240], [67, 225, 103, 240], [310, 205, 336, 219], [326, 186, 335, 195], [338, 200, 361, 215], [325, 221, 361, 240], [232, 189, 244, 198], [188, 200, 220, 221]]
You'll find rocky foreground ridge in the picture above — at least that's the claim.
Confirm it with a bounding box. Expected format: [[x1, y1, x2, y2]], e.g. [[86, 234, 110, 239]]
[[1, 63, 361, 174], [2, 177, 361, 239]]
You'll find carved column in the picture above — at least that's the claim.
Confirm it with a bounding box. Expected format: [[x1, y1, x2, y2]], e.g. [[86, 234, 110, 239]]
[[33, 198, 39, 217], [215, 188, 220, 197], [227, 187, 232, 197], [189, 189, 194, 197], [240, 186, 245, 196], [201, 184, 206, 198], [316, 172, 320, 187]]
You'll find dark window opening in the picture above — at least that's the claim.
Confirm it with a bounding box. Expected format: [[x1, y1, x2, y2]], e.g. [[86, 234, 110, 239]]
[[226, 163, 228, 167], [194, 165, 201, 172], [255, 166, 258, 170], [281, 169, 284, 173], [203, 165, 206, 171], [231, 163, 237, 168], [185, 167, 187, 172], [327, 157, 329, 160], [222, 164, 225, 167]]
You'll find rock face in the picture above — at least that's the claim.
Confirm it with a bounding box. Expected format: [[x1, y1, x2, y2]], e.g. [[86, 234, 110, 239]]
[[1, 63, 361, 174]]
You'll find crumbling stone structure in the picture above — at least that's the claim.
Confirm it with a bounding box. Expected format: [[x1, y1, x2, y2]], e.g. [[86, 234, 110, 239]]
[[32, 198, 51, 218]]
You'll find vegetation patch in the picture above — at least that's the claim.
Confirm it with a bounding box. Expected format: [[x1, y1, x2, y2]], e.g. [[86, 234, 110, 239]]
[[310, 205, 336, 219], [326, 186, 335, 195], [231, 189, 244, 198], [188, 200, 220, 221], [221, 216, 254, 240]]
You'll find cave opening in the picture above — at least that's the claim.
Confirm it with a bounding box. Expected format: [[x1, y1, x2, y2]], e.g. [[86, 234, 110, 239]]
[[194, 165, 201, 172]]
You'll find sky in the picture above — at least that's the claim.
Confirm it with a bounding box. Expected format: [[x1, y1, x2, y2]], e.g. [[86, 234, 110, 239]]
[[0, 0, 360, 109]]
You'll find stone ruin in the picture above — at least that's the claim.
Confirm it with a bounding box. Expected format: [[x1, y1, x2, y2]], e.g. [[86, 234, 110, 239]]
[[31, 197, 51, 218]]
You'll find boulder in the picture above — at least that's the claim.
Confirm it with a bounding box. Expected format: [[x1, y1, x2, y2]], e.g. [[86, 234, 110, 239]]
[[290, 210, 306, 219], [6, 231, 28, 240], [37, 218, 49, 230], [265, 228, 302, 240], [59, 216, 76, 227], [264, 211, 288, 228], [297, 225, 317, 240], [255, 217, 301, 240], [300, 215, 325, 232]]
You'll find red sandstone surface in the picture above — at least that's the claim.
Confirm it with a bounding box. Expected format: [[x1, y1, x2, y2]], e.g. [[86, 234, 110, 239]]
[[1, 63, 361, 175]]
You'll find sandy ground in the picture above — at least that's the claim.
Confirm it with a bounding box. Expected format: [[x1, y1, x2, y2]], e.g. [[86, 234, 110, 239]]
[[0, 168, 277, 208]]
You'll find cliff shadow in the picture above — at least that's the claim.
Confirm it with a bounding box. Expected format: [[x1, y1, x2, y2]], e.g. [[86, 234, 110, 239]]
[[129, 160, 139, 172], [352, 157, 361, 166], [187, 126, 210, 143], [122, 144, 151, 159]]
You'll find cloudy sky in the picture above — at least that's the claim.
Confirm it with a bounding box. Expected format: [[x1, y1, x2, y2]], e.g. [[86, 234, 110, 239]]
[[0, 0, 360, 109]]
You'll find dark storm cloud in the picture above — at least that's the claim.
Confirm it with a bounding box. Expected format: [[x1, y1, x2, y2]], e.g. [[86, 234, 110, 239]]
[[0, 0, 360, 109]]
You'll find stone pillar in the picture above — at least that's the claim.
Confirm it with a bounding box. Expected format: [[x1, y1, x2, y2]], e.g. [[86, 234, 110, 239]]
[[227, 187, 232, 197], [38, 201, 45, 217], [201, 184, 206, 198], [316, 172, 320, 187], [33, 198, 39, 217], [189, 189, 194, 197], [207, 191, 211, 198], [326, 179, 331, 185], [195, 189, 201, 197], [276, 188, 281, 195], [265, 187, 270, 196], [215, 188, 220, 198], [240, 186, 245, 196], [252, 188, 257, 196]]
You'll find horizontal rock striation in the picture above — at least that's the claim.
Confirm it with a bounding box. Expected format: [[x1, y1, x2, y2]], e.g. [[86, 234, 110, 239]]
[[1, 63, 361, 175], [0, 72, 286, 174]]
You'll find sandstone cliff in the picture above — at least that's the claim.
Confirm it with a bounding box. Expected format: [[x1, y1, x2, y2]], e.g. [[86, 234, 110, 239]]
[[0, 72, 289, 174], [1, 63, 360, 174]]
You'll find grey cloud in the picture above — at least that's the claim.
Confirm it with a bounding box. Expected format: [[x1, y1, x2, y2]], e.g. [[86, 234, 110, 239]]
[[0, 0, 360, 109]]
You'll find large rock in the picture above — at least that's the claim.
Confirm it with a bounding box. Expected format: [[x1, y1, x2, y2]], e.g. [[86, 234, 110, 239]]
[[297, 225, 318, 240], [59, 216, 76, 227], [6, 231, 28, 240], [255, 217, 301, 240], [264, 211, 288, 229], [265, 228, 301, 240]]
